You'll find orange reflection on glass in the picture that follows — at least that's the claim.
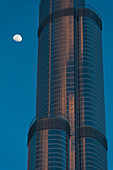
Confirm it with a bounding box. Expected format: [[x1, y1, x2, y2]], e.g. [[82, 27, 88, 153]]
[[69, 93, 75, 169], [61, 18, 67, 117], [79, 17, 85, 126], [42, 130, 48, 169], [80, 17, 86, 169], [83, 138, 86, 170], [61, 73, 66, 116]]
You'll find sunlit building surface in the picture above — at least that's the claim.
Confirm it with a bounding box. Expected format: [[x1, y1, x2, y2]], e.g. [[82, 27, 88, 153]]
[[27, 0, 108, 169]]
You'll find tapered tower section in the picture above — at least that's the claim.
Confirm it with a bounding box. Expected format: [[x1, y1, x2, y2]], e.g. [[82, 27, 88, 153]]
[[27, 0, 107, 170]]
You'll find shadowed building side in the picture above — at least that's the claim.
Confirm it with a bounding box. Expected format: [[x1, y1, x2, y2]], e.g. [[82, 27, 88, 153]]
[[77, 6, 108, 169]]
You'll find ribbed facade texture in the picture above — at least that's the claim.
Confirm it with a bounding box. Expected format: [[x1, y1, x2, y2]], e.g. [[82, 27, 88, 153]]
[[27, 0, 108, 169]]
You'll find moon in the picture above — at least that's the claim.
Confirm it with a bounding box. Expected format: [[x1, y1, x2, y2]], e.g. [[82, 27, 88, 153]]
[[13, 34, 22, 42]]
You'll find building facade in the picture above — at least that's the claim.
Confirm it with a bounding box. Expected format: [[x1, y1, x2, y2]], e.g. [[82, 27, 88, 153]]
[[27, 0, 108, 169]]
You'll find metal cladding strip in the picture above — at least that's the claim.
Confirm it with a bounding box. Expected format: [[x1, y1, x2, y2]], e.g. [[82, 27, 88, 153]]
[[77, 126, 108, 150], [27, 117, 70, 146], [77, 8, 102, 30], [38, 7, 102, 37]]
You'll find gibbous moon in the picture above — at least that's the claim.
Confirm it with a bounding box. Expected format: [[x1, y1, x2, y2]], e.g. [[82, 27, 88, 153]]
[[13, 34, 22, 42]]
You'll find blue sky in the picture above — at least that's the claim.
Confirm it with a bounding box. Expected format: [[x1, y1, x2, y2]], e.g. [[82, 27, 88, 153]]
[[0, 0, 112, 169]]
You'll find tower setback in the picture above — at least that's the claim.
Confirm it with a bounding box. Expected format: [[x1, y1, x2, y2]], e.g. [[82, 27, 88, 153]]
[[27, 0, 108, 169]]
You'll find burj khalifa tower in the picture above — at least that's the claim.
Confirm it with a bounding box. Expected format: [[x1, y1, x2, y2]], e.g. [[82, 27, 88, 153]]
[[27, 0, 108, 169]]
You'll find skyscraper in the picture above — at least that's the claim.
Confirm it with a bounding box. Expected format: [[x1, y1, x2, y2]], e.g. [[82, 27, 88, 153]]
[[27, 0, 108, 169]]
